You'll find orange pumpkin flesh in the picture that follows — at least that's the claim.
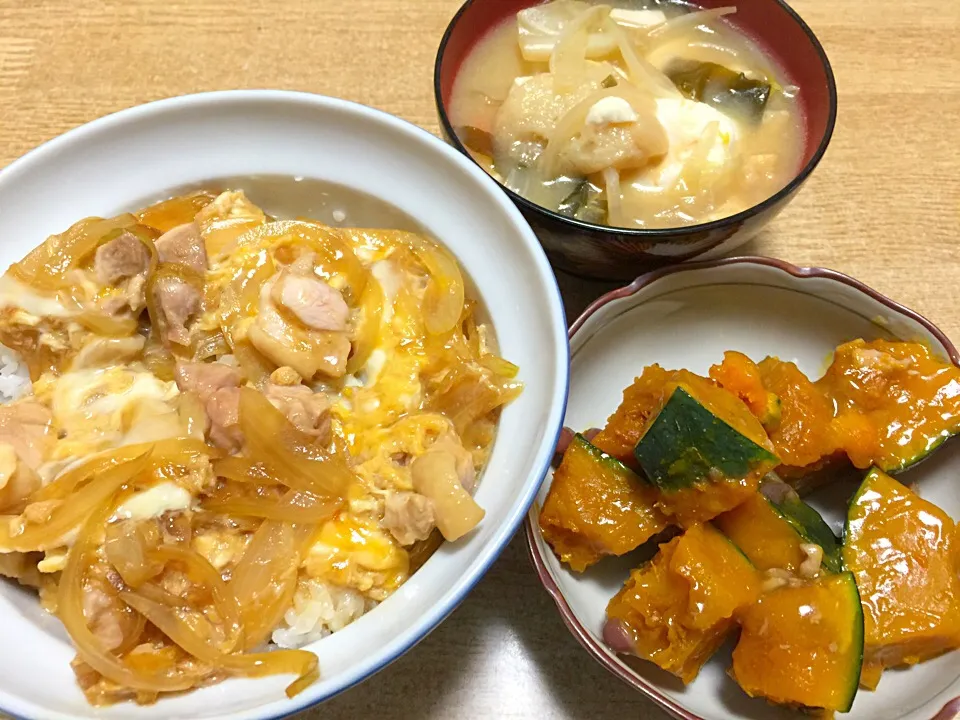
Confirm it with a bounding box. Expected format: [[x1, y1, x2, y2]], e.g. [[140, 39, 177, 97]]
[[591, 365, 706, 467], [539, 434, 668, 572], [757, 356, 842, 478], [709, 351, 781, 428], [713, 493, 808, 573], [605, 523, 759, 683], [731, 572, 863, 712], [843, 467, 960, 685], [819, 339, 960, 471]]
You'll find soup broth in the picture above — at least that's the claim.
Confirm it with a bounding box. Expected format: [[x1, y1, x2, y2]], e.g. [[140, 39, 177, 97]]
[[449, 1, 804, 230]]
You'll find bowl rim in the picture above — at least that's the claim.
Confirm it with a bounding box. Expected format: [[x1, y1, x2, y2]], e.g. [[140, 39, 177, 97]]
[[433, 0, 839, 239], [523, 254, 960, 720], [0, 89, 571, 720]]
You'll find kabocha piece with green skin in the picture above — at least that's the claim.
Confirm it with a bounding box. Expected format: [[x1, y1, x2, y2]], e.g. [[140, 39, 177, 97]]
[[842, 467, 960, 690], [633, 379, 778, 525], [539, 433, 668, 572], [818, 339, 960, 473], [604, 523, 760, 684], [714, 476, 841, 575], [731, 571, 863, 713]]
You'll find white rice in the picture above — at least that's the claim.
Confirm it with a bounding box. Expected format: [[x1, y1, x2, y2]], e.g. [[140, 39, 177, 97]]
[[0, 345, 31, 402], [271, 578, 374, 649]]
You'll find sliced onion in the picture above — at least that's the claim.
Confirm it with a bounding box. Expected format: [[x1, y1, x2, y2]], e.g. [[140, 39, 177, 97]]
[[193, 330, 231, 360], [136, 192, 217, 233], [32, 438, 217, 503], [58, 492, 195, 693], [239, 387, 353, 498], [120, 589, 225, 663], [220, 650, 319, 698], [9, 214, 140, 291], [603, 167, 625, 227], [148, 545, 241, 650], [402, 235, 464, 336], [229, 519, 315, 649], [204, 491, 341, 524], [550, 6, 610, 93], [345, 273, 383, 375], [212, 456, 277, 485], [645, 6, 737, 47], [1, 451, 153, 551], [75, 310, 139, 337], [105, 520, 164, 588], [232, 340, 275, 388], [606, 17, 681, 99]]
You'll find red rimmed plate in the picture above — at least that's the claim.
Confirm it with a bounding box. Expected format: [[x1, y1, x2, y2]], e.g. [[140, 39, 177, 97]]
[[526, 256, 960, 720]]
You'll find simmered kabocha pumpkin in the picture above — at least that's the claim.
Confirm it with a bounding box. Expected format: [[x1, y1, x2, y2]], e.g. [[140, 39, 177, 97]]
[[591, 364, 705, 467], [731, 572, 863, 713], [709, 351, 781, 429], [605, 523, 760, 683], [819, 339, 960, 471], [539, 434, 668, 572], [713, 477, 841, 575], [633, 379, 779, 525], [843, 467, 960, 687], [757, 356, 844, 488]]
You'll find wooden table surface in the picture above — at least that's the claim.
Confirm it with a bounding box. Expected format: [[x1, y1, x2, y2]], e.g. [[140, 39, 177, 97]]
[[0, 1, 957, 718]]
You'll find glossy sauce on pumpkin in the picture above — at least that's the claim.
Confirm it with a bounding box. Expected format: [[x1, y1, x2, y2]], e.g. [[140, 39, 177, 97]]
[[606, 523, 759, 683], [709, 351, 780, 427], [592, 365, 702, 466], [758, 356, 841, 473], [731, 572, 863, 712], [819, 339, 960, 470], [639, 378, 776, 525], [843, 468, 960, 679], [713, 492, 808, 573], [539, 435, 667, 572]]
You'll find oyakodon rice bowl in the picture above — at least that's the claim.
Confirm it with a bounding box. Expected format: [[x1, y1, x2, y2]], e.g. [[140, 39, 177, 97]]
[[0, 91, 568, 720]]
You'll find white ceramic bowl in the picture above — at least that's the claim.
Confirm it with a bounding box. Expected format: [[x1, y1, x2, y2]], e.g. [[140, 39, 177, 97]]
[[526, 257, 960, 720], [0, 91, 569, 720]]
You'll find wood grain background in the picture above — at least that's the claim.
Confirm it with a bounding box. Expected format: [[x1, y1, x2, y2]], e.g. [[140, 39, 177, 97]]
[[0, 1, 957, 718]]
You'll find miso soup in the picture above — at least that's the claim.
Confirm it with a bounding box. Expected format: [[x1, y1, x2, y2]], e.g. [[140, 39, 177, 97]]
[[449, 1, 804, 230]]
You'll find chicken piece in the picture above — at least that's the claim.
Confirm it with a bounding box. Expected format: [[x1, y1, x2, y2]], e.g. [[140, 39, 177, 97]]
[[0, 402, 52, 470], [155, 276, 201, 346], [175, 361, 242, 401], [174, 361, 243, 452], [249, 277, 350, 380], [205, 387, 242, 452], [82, 585, 125, 651], [155, 222, 208, 272], [382, 492, 436, 546], [265, 382, 331, 439], [94, 232, 150, 285], [0, 441, 40, 512], [71, 335, 146, 370], [0, 551, 43, 587], [274, 274, 349, 332]]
